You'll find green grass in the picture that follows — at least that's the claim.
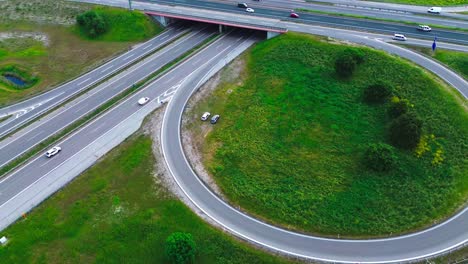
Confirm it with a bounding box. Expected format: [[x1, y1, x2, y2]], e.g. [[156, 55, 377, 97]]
[[404, 46, 468, 80], [0, 1, 162, 106], [361, 0, 468, 6], [191, 33, 468, 237], [0, 134, 297, 264], [76, 7, 163, 42]]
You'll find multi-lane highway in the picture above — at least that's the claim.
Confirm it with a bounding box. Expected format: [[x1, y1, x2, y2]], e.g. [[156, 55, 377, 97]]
[[0, 25, 216, 169], [0, 23, 188, 138]]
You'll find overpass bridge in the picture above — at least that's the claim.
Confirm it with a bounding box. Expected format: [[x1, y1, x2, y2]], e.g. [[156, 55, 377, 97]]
[[143, 3, 287, 39]]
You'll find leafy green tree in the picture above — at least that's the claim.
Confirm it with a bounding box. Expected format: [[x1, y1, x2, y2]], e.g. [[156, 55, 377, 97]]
[[389, 112, 423, 149], [76, 10, 109, 38], [364, 143, 397, 172], [335, 48, 365, 78], [363, 83, 392, 104], [388, 99, 409, 118], [165, 232, 197, 264]]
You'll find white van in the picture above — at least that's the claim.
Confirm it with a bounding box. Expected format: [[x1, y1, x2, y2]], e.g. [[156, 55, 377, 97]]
[[392, 34, 407, 41], [427, 7, 442, 14]]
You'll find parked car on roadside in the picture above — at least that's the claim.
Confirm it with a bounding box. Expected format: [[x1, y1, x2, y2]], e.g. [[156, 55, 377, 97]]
[[210, 115, 220, 124], [201, 112, 211, 121]]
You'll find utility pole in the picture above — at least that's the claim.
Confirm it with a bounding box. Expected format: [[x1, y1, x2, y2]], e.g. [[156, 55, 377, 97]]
[[128, 0, 132, 10]]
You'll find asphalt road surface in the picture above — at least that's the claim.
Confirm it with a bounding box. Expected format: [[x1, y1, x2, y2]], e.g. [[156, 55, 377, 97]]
[[0, 28, 257, 233], [148, 0, 468, 45], [0, 24, 217, 169], [0, 23, 188, 138], [161, 26, 468, 263]]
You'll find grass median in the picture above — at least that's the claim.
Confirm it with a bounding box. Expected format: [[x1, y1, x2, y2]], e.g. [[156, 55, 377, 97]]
[[0, 133, 298, 263], [187, 32, 468, 238]]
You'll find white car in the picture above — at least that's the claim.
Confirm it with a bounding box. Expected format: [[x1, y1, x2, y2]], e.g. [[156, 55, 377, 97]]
[[246, 7, 255, 13], [392, 34, 407, 41], [417, 25, 432, 32], [138, 97, 150, 105], [45, 146, 61, 158], [427, 7, 441, 14], [201, 112, 211, 121]]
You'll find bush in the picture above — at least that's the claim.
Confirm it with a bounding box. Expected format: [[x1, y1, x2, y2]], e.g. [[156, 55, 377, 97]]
[[335, 48, 365, 78], [76, 10, 109, 38], [363, 83, 392, 104], [364, 143, 397, 172], [165, 232, 197, 264], [389, 112, 423, 149], [388, 99, 409, 118]]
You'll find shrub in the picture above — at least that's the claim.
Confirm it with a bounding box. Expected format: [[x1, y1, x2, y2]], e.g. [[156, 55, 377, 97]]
[[364, 143, 397, 172], [76, 10, 109, 38], [363, 83, 392, 104], [165, 232, 197, 264], [343, 48, 365, 64], [389, 112, 423, 149], [335, 53, 357, 78], [388, 99, 409, 118]]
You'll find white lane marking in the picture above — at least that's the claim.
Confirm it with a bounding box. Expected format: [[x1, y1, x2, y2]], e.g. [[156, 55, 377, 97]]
[[39, 158, 54, 167], [142, 45, 151, 50], [122, 54, 135, 61], [26, 131, 44, 142], [160, 35, 169, 40], [89, 122, 107, 134], [77, 77, 91, 86], [73, 103, 88, 113], [100, 64, 114, 73]]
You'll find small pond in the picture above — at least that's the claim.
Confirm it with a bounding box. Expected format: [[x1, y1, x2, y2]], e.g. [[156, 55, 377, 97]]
[[3, 74, 27, 87]]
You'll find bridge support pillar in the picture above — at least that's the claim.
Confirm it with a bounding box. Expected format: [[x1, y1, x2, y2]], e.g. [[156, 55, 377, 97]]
[[152, 15, 169, 27], [219, 24, 226, 33], [267, 31, 280, 39]]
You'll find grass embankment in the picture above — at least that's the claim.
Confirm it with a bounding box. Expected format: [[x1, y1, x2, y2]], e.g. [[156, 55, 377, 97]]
[[0, 134, 296, 264], [405, 46, 468, 80], [192, 33, 467, 237], [0, 0, 162, 106], [360, 0, 468, 6]]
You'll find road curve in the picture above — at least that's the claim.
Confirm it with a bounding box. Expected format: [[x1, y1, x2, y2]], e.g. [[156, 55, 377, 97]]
[[161, 29, 468, 264]]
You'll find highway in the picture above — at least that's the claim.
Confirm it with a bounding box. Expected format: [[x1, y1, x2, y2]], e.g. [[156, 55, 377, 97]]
[[161, 24, 468, 263], [0, 23, 188, 138], [0, 1, 466, 263], [0, 27, 259, 237], [180, 0, 468, 29], [0, 24, 216, 169], [146, 0, 468, 45]]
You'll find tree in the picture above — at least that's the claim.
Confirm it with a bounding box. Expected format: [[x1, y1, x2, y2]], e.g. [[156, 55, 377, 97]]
[[335, 53, 356, 78], [335, 48, 365, 78], [388, 99, 409, 118], [389, 112, 423, 149], [76, 10, 109, 38], [364, 143, 397, 172], [165, 232, 197, 264], [363, 83, 392, 104]]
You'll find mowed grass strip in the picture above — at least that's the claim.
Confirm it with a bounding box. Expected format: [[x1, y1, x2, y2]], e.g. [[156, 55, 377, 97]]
[[199, 33, 468, 237], [0, 134, 297, 264]]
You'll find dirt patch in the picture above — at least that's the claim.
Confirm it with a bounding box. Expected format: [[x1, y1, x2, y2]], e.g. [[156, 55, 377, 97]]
[[0, 32, 50, 46], [180, 57, 247, 197]]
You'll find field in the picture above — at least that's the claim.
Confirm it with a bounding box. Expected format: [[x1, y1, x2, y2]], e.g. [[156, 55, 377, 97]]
[[0, 133, 296, 264], [405, 46, 468, 80], [0, 0, 162, 106], [189, 33, 468, 237]]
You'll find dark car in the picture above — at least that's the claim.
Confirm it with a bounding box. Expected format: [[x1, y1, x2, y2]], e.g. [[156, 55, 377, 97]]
[[238, 3, 248, 8], [210, 115, 220, 124], [290, 12, 299, 18]]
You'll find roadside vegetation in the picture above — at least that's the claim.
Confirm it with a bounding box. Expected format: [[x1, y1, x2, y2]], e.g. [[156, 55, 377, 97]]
[[189, 33, 467, 237], [404, 46, 468, 80], [0, 134, 297, 264], [345, 0, 468, 6], [0, 0, 162, 106]]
